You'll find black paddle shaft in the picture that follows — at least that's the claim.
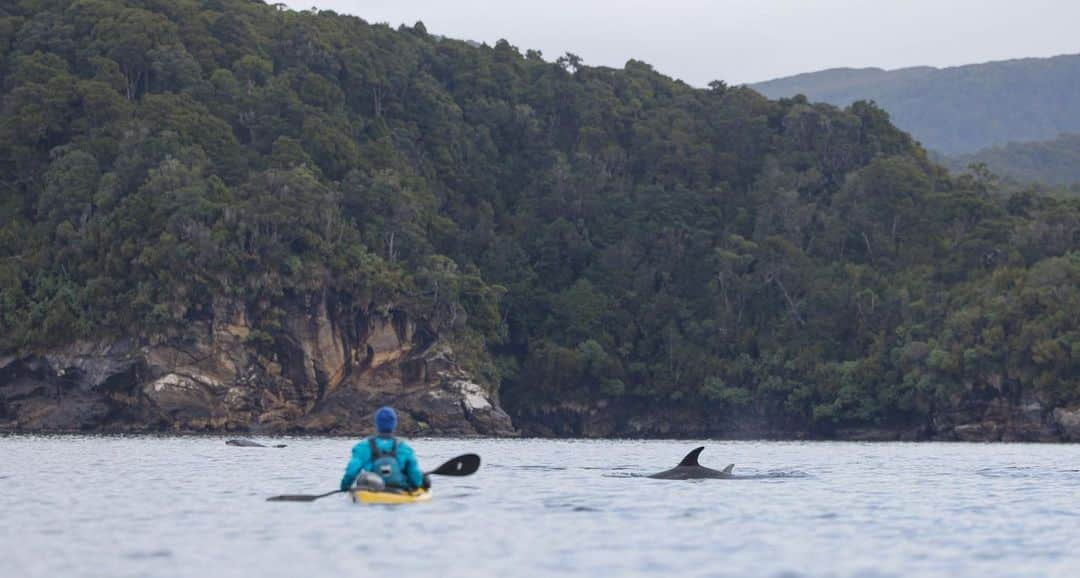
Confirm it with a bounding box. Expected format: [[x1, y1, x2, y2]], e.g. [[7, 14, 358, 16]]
[[266, 490, 344, 502]]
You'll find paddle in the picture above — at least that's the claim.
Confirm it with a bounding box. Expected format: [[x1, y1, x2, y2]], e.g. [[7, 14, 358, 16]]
[[266, 453, 481, 502], [267, 489, 344, 502]]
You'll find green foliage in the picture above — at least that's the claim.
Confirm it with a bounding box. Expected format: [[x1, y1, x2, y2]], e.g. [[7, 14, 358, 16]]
[[949, 134, 1080, 189], [1, 0, 1079, 434]]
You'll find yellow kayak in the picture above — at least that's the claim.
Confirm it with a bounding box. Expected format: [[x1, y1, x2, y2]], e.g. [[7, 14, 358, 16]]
[[350, 488, 432, 505]]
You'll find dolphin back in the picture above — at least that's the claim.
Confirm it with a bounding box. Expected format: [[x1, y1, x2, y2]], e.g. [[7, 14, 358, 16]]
[[647, 448, 734, 479], [226, 439, 265, 447]]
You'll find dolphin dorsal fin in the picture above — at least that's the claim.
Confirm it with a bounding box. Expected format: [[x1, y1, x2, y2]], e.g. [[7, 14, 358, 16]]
[[721, 464, 734, 475], [678, 447, 705, 467]]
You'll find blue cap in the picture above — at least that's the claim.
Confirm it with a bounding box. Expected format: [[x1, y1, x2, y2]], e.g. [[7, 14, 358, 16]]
[[375, 406, 397, 433]]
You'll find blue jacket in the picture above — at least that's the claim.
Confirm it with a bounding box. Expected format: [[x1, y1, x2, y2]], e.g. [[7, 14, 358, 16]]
[[340, 436, 423, 491]]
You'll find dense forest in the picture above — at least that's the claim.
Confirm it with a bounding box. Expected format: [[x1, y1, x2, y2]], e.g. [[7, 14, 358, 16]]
[[2, 0, 1079, 436], [751, 55, 1080, 156], [948, 133, 1080, 188]]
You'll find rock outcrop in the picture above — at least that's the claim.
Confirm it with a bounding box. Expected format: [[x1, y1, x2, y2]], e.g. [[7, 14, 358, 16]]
[[0, 293, 515, 436], [1052, 407, 1080, 442], [5, 293, 1076, 442], [925, 387, 1068, 443]]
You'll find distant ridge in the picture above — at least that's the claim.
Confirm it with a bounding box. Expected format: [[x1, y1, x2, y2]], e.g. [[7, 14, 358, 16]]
[[950, 133, 1080, 187], [751, 53, 1080, 155]]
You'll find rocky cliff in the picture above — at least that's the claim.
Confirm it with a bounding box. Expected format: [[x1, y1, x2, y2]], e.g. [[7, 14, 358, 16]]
[[0, 293, 515, 436], [7, 289, 1080, 442]]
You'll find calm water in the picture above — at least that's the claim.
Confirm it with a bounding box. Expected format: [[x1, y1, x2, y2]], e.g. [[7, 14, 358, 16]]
[[2, 437, 1078, 578]]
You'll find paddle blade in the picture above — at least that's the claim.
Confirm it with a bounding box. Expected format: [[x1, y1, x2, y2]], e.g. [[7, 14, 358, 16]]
[[429, 453, 481, 476]]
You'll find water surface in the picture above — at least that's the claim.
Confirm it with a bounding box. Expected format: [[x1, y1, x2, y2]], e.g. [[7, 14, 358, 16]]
[[2, 437, 1078, 577]]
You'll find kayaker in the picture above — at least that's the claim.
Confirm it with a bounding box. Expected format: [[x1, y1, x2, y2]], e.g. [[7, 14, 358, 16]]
[[340, 407, 428, 492]]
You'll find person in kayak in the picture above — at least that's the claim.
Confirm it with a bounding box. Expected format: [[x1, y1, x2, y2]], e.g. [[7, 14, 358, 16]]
[[340, 407, 428, 492]]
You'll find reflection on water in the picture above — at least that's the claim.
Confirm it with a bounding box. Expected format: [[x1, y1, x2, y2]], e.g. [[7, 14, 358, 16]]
[[2, 436, 1078, 578]]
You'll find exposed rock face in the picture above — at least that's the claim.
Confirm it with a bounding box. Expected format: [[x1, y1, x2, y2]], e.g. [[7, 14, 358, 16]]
[[1053, 407, 1080, 442], [5, 296, 1076, 442], [928, 391, 1066, 443], [0, 294, 515, 436]]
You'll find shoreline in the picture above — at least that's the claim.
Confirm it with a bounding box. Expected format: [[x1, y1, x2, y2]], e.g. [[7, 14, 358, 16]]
[[3, 429, 1078, 444]]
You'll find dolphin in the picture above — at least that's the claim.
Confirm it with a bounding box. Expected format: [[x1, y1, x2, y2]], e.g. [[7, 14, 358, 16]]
[[647, 447, 734, 479], [226, 439, 286, 448]]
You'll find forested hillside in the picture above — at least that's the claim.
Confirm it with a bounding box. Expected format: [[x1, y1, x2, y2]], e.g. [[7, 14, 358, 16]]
[[751, 55, 1080, 155], [2, 0, 1079, 438], [950, 134, 1080, 188]]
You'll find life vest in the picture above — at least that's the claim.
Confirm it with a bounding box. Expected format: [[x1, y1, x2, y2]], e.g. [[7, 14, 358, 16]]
[[369, 436, 407, 488]]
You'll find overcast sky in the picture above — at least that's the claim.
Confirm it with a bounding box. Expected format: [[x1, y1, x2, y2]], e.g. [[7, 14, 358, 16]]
[[286, 1, 1080, 86]]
